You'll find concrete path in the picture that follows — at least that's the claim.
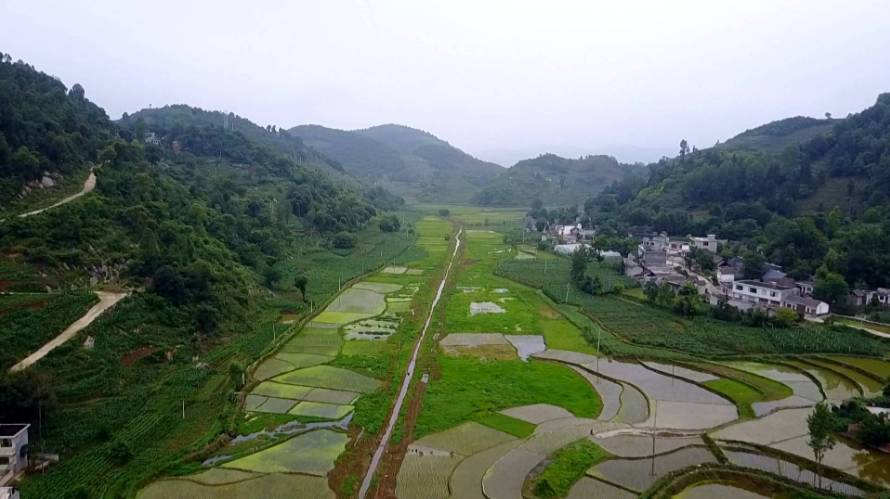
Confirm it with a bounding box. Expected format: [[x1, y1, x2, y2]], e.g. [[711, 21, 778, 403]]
[[9, 291, 127, 372], [17, 170, 96, 219], [358, 227, 463, 499]]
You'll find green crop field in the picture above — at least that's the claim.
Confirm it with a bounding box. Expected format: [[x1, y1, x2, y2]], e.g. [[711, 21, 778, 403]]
[[415, 357, 602, 438]]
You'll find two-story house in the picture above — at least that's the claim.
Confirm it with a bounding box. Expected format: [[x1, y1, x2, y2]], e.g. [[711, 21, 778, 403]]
[[730, 280, 797, 307], [0, 425, 29, 485]]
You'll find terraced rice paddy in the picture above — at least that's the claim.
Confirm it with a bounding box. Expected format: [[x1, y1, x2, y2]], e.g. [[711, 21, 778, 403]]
[[137, 473, 333, 499], [712, 407, 890, 487], [782, 359, 862, 400], [676, 483, 767, 499], [504, 334, 545, 360], [802, 357, 885, 396], [823, 355, 890, 381], [222, 429, 348, 475], [395, 422, 518, 499], [722, 446, 866, 496], [588, 446, 716, 493], [500, 403, 574, 424], [725, 361, 822, 415], [535, 350, 737, 429], [439, 332, 516, 359], [273, 365, 381, 393]]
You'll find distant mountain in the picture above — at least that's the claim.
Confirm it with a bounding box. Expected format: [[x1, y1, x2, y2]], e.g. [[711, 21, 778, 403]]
[[718, 116, 837, 153], [473, 153, 647, 206], [290, 123, 504, 203]]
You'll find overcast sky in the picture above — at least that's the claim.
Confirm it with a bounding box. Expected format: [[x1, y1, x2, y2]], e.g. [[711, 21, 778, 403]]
[[3, 1, 890, 166]]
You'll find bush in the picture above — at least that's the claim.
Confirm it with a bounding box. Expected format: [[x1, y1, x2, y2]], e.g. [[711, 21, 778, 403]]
[[438, 208, 450, 217], [378, 215, 401, 233], [332, 231, 356, 249]]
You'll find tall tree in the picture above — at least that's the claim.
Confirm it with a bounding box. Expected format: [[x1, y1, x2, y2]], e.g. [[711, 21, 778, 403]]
[[807, 403, 836, 489]]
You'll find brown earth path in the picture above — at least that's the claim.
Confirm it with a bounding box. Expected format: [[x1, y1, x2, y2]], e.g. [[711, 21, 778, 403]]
[[17, 169, 97, 219], [9, 290, 127, 372]]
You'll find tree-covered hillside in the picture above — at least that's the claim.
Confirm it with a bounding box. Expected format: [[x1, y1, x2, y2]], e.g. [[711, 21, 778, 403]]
[[474, 153, 647, 206], [291, 123, 504, 203], [588, 93, 890, 292], [0, 53, 412, 497], [718, 116, 837, 153], [0, 53, 112, 205]]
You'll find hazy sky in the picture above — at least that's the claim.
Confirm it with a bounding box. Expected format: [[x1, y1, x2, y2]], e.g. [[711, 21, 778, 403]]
[[3, 1, 890, 165]]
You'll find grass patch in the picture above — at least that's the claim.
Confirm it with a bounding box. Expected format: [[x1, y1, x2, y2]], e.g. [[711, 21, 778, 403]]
[[473, 412, 536, 438], [530, 439, 610, 498], [416, 357, 602, 438], [684, 361, 792, 402], [703, 378, 760, 419]]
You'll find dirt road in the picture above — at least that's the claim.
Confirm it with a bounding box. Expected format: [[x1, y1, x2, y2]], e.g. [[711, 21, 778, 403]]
[[9, 291, 127, 372], [357, 227, 463, 499], [18, 169, 97, 219]]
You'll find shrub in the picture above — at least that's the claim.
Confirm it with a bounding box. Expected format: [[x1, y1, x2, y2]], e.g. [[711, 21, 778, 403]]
[[332, 231, 356, 249]]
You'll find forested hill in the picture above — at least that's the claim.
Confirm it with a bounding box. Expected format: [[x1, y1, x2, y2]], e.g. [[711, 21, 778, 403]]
[[0, 53, 113, 204], [290, 123, 504, 203], [588, 93, 890, 289], [0, 53, 411, 496], [119, 105, 351, 180], [717, 116, 837, 153], [473, 153, 647, 206]]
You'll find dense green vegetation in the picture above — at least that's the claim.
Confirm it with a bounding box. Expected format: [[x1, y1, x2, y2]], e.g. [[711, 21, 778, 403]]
[[0, 52, 112, 209], [0, 53, 420, 498], [473, 153, 646, 206], [0, 291, 97, 371], [415, 357, 602, 438], [587, 94, 890, 295], [530, 439, 610, 498], [291, 123, 503, 203]]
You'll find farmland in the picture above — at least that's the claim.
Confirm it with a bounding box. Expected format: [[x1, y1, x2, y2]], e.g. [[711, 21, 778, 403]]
[[383, 208, 890, 499]]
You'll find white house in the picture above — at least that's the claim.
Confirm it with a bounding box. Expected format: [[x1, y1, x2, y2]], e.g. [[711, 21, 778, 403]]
[[0, 425, 29, 485], [782, 295, 830, 316], [689, 234, 722, 253], [717, 266, 736, 287], [731, 280, 797, 307]]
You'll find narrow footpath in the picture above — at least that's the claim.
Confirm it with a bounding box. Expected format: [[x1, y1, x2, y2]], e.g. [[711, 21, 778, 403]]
[[17, 169, 97, 219], [9, 290, 127, 372], [358, 226, 463, 499]]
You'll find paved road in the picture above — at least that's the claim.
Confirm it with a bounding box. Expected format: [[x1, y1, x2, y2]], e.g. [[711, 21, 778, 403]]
[[9, 291, 127, 372], [358, 227, 463, 499], [18, 169, 96, 219]]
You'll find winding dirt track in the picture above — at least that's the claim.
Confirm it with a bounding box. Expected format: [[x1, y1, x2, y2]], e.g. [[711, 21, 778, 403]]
[[358, 227, 463, 499], [17, 169, 96, 218], [9, 291, 127, 372]]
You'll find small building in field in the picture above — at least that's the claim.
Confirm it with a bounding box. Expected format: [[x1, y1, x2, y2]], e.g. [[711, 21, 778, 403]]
[[0, 425, 29, 484]]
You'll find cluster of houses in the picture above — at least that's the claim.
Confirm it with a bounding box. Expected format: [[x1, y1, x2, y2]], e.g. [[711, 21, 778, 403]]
[[626, 231, 833, 318]]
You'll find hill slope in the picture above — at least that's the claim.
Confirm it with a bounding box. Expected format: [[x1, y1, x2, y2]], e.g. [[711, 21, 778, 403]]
[[474, 153, 647, 206], [290, 123, 504, 203], [718, 116, 837, 153], [0, 53, 409, 497], [588, 93, 890, 288]]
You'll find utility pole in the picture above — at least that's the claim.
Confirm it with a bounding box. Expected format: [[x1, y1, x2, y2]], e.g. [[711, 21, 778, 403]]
[[182, 400, 186, 420], [595, 328, 602, 382], [565, 282, 570, 302], [650, 400, 658, 476]]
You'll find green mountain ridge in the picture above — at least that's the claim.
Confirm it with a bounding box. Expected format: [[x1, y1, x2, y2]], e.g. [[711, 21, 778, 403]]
[[474, 153, 648, 206], [290, 123, 504, 203]]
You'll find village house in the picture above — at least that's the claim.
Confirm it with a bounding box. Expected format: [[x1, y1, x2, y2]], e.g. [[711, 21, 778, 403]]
[[847, 288, 890, 309], [0, 425, 29, 486], [689, 234, 723, 253], [731, 279, 797, 307], [143, 131, 161, 146], [730, 279, 829, 316], [782, 294, 831, 316]]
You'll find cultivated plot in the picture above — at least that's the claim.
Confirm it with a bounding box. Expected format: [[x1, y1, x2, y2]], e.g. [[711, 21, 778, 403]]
[[221, 429, 348, 475]]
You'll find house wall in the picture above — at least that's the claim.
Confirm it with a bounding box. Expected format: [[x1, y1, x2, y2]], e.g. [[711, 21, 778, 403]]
[[0, 431, 29, 475], [731, 282, 795, 306]]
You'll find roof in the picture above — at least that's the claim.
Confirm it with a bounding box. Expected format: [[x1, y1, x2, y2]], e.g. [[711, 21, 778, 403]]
[[783, 295, 826, 309], [735, 280, 796, 291], [0, 423, 29, 437], [718, 267, 735, 275], [795, 280, 815, 287]]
